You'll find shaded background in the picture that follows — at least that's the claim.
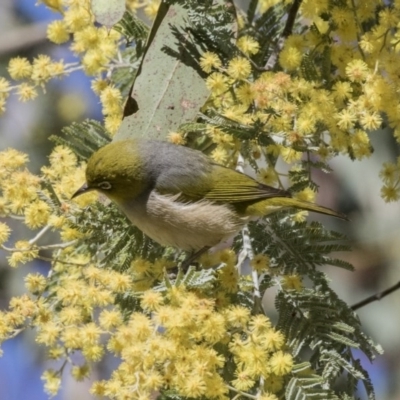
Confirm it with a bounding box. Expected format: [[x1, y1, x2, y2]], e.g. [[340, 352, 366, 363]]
[[0, 1, 399, 399]]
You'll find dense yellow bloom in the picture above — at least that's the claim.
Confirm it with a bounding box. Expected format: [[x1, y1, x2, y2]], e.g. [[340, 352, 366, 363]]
[[206, 72, 229, 95], [381, 184, 400, 202], [279, 46, 302, 70], [47, 20, 69, 44], [25, 273, 47, 294], [282, 274, 303, 291], [269, 351, 293, 375], [8, 57, 32, 80], [237, 36, 260, 56], [0, 222, 11, 245], [227, 57, 252, 80], [250, 253, 270, 272], [24, 201, 51, 229], [42, 369, 61, 396], [200, 51, 222, 73], [345, 59, 369, 82], [16, 83, 38, 102]]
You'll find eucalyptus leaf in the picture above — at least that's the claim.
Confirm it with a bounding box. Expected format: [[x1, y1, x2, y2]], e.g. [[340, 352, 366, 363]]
[[115, 4, 210, 141], [90, 0, 125, 28]]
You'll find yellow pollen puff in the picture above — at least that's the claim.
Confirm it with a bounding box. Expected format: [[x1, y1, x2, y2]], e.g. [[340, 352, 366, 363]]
[[269, 351, 293, 376], [237, 36, 260, 56], [167, 131, 186, 145], [47, 20, 69, 44], [200, 51, 222, 73], [0, 222, 11, 245], [250, 253, 270, 272], [8, 57, 32, 80], [141, 290, 164, 311], [282, 274, 303, 291], [227, 57, 252, 80], [42, 369, 61, 396], [24, 273, 47, 294]]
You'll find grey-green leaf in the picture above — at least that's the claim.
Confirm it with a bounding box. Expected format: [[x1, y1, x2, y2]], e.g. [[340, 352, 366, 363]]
[[114, 4, 210, 141], [91, 0, 125, 28]]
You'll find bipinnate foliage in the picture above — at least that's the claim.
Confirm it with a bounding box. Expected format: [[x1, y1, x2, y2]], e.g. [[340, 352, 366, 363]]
[[0, 0, 394, 399]]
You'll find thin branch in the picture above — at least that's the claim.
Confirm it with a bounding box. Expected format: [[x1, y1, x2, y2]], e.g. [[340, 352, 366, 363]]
[[29, 225, 51, 245], [226, 385, 257, 399], [282, 0, 303, 38], [265, 0, 303, 70], [351, 281, 400, 310]]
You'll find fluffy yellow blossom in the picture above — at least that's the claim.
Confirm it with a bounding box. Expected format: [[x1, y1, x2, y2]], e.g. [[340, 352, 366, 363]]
[[42, 369, 61, 396], [282, 274, 303, 290], [141, 290, 164, 311], [0, 222, 11, 245], [25, 273, 47, 294], [269, 351, 293, 375], [280, 146, 303, 163], [17, 83, 38, 102], [360, 112, 382, 131], [231, 369, 255, 391], [257, 167, 278, 186], [227, 57, 252, 80], [379, 162, 398, 183], [263, 329, 285, 351], [200, 52, 222, 73], [47, 20, 69, 44], [99, 309, 123, 330], [237, 36, 260, 56], [332, 81, 353, 101], [8, 241, 39, 267], [100, 86, 122, 115], [224, 305, 251, 328], [0, 77, 11, 101], [336, 109, 357, 130], [345, 59, 369, 82], [144, 0, 160, 19], [0, 148, 28, 170], [381, 184, 400, 202], [235, 83, 254, 106], [7, 57, 32, 80], [24, 201, 51, 229], [91, 78, 108, 95], [211, 146, 229, 164], [250, 253, 270, 272], [206, 72, 229, 95], [167, 131, 186, 145], [279, 46, 302, 70], [71, 364, 90, 381], [264, 374, 284, 393], [64, 8, 92, 33], [37, 322, 61, 346]]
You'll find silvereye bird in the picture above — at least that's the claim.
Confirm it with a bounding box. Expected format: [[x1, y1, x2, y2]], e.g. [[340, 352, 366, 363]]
[[72, 139, 346, 251]]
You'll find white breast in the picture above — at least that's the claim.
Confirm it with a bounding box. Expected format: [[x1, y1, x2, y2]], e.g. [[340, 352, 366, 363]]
[[120, 191, 248, 251]]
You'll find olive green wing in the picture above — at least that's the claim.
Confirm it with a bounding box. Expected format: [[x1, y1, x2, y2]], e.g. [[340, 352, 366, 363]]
[[157, 163, 290, 203], [202, 164, 290, 203]]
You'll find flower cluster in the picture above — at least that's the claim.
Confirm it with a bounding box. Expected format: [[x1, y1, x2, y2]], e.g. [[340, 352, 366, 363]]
[[379, 157, 400, 202], [198, 0, 400, 204]]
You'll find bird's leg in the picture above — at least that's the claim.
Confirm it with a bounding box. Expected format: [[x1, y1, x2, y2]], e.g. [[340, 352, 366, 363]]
[[180, 246, 210, 273]]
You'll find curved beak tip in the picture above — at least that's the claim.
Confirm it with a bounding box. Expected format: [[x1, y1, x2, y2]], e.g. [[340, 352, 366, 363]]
[[71, 182, 89, 199]]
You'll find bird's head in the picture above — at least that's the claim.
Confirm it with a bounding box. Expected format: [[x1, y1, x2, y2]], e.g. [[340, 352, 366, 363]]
[[72, 140, 149, 204]]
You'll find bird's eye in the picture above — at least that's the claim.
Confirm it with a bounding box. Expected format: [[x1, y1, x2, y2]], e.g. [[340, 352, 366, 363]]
[[98, 181, 112, 190]]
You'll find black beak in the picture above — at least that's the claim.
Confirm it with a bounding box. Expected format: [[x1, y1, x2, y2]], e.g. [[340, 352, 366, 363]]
[[71, 182, 93, 199]]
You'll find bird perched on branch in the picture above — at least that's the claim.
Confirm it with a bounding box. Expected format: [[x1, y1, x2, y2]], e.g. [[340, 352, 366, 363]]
[[72, 139, 346, 251]]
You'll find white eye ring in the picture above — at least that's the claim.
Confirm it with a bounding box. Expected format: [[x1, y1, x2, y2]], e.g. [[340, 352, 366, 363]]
[[98, 181, 112, 190]]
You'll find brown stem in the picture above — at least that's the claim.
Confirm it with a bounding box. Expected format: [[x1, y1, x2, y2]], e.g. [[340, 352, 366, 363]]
[[351, 281, 400, 310]]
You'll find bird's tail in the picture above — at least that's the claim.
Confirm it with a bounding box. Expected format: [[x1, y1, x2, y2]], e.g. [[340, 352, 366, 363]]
[[245, 197, 348, 220]]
